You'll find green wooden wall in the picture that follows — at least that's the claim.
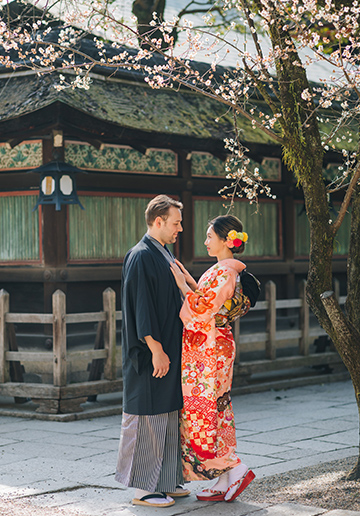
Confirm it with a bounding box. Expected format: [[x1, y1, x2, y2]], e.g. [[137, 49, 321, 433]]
[[0, 195, 40, 261], [193, 199, 279, 258], [295, 203, 350, 256], [68, 195, 150, 260]]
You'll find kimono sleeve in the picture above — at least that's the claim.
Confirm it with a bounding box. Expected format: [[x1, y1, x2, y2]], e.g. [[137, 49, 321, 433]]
[[180, 266, 237, 327], [123, 254, 162, 374], [127, 254, 161, 343]]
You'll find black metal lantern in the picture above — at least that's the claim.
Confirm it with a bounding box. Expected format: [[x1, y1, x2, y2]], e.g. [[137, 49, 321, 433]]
[[31, 161, 85, 211]]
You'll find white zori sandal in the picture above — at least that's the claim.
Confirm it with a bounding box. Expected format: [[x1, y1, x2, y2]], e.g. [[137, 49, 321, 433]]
[[132, 492, 175, 507]]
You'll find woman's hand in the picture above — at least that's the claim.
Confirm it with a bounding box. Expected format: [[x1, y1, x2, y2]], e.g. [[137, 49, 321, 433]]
[[174, 259, 197, 290], [170, 261, 187, 289]]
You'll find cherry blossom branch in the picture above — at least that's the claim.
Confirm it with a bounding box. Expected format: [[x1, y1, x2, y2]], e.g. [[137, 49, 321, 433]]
[[331, 161, 360, 235]]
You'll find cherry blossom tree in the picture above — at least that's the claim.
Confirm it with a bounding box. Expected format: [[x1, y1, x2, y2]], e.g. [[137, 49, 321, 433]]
[[1, 0, 360, 477]]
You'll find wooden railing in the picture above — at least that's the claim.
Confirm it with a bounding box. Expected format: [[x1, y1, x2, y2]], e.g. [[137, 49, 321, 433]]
[[0, 288, 121, 414], [0, 281, 347, 414], [232, 279, 346, 390]]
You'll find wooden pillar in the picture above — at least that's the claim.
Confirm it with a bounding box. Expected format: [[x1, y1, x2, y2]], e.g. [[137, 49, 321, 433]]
[[0, 289, 10, 383], [283, 160, 296, 299], [178, 151, 193, 265], [42, 132, 66, 267], [42, 134, 67, 315], [103, 288, 117, 381], [283, 195, 295, 263], [299, 280, 310, 355], [42, 132, 68, 349], [265, 281, 276, 360], [53, 289, 67, 387], [181, 190, 193, 265]]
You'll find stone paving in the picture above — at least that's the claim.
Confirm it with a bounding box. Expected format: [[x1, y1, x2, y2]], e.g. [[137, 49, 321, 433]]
[[0, 380, 359, 515]]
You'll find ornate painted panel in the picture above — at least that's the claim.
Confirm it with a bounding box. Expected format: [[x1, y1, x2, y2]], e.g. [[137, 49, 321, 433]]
[[68, 195, 150, 261], [259, 158, 282, 181], [191, 153, 225, 177], [191, 152, 281, 181], [0, 194, 40, 262], [295, 203, 350, 256], [65, 142, 177, 175], [0, 141, 42, 170], [194, 198, 279, 258]]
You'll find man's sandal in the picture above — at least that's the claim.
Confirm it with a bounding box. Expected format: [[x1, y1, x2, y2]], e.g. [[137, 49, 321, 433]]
[[132, 492, 175, 507], [224, 469, 255, 502], [196, 488, 226, 501], [166, 485, 191, 497]]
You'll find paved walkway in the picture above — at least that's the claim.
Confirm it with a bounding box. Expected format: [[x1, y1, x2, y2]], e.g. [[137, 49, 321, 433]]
[[0, 380, 359, 515]]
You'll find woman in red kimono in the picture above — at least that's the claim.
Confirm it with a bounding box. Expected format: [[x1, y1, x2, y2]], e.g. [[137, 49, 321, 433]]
[[171, 214, 256, 503]]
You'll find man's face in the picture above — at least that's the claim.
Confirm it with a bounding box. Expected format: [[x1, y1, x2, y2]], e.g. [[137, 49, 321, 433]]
[[157, 206, 183, 245]]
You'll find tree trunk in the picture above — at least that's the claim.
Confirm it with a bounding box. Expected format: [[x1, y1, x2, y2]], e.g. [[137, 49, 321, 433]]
[[344, 185, 360, 479], [346, 186, 360, 329], [321, 290, 360, 479], [132, 0, 177, 49], [302, 180, 360, 479], [300, 163, 360, 479]]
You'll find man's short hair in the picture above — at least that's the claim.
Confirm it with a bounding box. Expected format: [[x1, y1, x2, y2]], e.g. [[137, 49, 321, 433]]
[[145, 195, 183, 226]]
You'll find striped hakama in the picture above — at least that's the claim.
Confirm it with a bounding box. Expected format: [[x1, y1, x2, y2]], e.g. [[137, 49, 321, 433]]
[[115, 410, 184, 492]]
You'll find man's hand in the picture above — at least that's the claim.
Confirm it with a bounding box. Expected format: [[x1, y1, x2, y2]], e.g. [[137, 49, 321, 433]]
[[144, 336, 171, 378], [152, 350, 170, 378]]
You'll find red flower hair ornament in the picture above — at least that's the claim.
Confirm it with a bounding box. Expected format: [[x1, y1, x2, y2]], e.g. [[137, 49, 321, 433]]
[[226, 229, 248, 249]]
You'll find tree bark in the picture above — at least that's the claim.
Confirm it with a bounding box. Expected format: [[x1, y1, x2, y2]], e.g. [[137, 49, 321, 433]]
[[344, 185, 360, 478], [346, 186, 360, 329], [320, 291, 360, 479], [132, 0, 177, 49]]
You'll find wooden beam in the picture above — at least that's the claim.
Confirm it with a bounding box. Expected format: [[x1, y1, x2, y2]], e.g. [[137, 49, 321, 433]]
[[0, 382, 60, 398], [67, 349, 107, 361], [66, 312, 107, 324], [7, 138, 24, 149], [6, 351, 53, 362], [130, 144, 147, 155], [6, 313, 53, 324], [60, 379, 123, 398]]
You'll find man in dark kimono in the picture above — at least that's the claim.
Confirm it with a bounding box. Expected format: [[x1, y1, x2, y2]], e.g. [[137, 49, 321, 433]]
[[115, 195, 190, 507]]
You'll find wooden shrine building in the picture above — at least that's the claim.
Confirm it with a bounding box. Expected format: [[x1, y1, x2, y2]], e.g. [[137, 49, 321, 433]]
[[0, 2, 352, 414], [0, 4, 350, 328]]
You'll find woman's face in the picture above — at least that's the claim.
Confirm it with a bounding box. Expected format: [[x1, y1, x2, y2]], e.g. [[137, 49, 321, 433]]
[[204, 226, 226, 257]]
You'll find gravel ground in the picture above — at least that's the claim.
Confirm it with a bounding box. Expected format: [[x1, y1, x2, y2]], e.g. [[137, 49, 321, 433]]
[[0, 457, 359, 515], [242, 456, 360, 512]]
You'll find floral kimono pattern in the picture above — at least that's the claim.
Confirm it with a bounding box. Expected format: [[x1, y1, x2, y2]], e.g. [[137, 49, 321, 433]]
[[179, 259, 250, 481]]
